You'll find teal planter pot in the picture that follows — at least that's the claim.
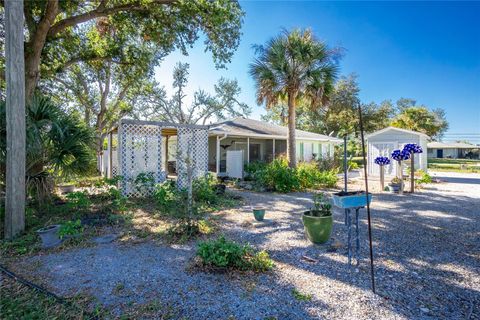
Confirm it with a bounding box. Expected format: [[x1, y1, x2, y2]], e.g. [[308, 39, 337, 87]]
[[332, 191, 372, 209], [302, 212, 333, 244], [252, 207, 266, 221]]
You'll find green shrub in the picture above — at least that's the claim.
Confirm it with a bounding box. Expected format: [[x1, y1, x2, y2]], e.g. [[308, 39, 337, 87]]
[[197, 236, 273, 272], [260, 158, 299, 192], [66, 191, 91, 212], [415, 170, 433, 184], [297, 162, 338, 189], [154, 180, 178, 211], [58, 219, 83, 239], [244, 161, 267, 181], [193, 174, 218, 204]]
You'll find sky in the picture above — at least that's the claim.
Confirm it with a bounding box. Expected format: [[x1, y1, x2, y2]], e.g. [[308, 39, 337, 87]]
[[154, 1, 480, 143]]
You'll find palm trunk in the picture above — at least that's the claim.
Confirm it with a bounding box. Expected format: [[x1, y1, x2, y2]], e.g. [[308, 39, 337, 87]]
[[287, 91, 297, 168]]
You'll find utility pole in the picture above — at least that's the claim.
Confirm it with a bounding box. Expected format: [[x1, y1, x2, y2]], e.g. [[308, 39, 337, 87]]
[[4, 0, 26, 239]]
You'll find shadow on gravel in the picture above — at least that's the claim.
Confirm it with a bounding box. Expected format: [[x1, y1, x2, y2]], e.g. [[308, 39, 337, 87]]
[[222, 188, 480, 319]]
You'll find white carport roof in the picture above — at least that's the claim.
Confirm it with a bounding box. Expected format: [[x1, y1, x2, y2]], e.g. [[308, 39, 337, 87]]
[[365, 126, 430, 139], [209, 117, 342, 143]]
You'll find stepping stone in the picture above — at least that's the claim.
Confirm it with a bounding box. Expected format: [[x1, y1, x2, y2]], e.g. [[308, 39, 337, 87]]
[[92, 234, 118, 244]]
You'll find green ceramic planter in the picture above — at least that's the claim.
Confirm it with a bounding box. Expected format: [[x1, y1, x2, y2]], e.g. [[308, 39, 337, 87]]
[[252, 208, 266, 221], [302, 211, 333, 244]]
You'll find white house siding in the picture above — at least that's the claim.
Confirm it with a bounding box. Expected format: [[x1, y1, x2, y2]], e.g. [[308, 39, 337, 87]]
[[296, 140, 334, 162], [428, 148, 458, 159]]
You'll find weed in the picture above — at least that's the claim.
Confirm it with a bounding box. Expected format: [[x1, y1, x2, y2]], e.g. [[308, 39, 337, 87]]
[[291, 288, 313, 302]]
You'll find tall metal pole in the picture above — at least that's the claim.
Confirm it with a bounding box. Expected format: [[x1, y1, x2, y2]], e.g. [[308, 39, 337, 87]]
[[358, 104, 376, 293], [343, 135, 348, 191], [4, 0, 26, 239]]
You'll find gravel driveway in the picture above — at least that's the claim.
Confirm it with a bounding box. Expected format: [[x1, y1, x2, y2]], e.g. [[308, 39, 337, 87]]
[[13, 171, 480, 319]]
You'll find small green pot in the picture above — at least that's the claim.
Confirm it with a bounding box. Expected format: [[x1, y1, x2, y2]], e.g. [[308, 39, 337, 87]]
[[302, 211, 333, 244], [252, 208, 266, 221]]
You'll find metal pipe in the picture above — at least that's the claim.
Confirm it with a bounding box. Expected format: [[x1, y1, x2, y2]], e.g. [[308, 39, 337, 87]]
[[358, 103, 376, 293]]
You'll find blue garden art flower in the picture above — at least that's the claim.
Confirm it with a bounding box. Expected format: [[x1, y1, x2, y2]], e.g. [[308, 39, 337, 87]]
[[374, 156, 391, 166], [391, 149, 410, 161], [403, 143, 423, 154]]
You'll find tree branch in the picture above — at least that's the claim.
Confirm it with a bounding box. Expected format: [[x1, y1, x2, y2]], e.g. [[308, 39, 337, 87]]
[[47, 0, 175, 37]]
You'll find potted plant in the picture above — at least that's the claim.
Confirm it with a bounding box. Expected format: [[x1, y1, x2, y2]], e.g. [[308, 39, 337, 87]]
[[252, 207, 266, 221], [387, 177, 402, 192], [302, 193, 333, 244], [36, 225, 62, 248]]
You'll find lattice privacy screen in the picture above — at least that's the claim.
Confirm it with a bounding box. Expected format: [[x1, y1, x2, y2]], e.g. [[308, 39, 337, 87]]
[[118, 120, 209, 197]]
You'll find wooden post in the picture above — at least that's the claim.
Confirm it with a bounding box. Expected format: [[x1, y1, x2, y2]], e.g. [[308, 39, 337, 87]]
[[247, 137, 250, 164], [165, 135, 169, 175], [5, 0, 26, 239], [108, 132, 113, 178], [216, 136, 220, 173], [380, 166, 385, 191], [410, 153, 415, 193], [398, 160, 404, 195], [272, 138, 275, 160]]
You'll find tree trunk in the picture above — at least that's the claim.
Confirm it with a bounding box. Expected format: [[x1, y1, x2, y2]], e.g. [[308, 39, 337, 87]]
[[24, 0, 59, 101], [5, 0, 26, 239], [287, 91, 297, 168]]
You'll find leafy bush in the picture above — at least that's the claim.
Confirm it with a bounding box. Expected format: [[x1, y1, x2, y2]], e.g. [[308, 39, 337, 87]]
[[192, 174, 218, 204], [260, 158, 300, 192], [196, 236, 273, 272], [242, 158, 338, 192], [415, 170, 433, 184], [58, 219, 83, 239], [134, 172, 156, 194], [66, 191, 91, 212], [154, 180, 178, 211], [244, 161, 267, 181]]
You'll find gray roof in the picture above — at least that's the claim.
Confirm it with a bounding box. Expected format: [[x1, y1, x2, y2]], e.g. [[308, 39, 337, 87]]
[[427, 141, 479, 149], [209, 117, 342, 142]]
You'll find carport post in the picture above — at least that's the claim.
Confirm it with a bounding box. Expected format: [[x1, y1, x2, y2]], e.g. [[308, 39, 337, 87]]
[[272, 138, 276, 160], [247, 137, 250, 163]]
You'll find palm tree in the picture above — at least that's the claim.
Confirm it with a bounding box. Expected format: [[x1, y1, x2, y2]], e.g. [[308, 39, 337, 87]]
[[1, 96, 95, 202], [249, 29, 339, 168]]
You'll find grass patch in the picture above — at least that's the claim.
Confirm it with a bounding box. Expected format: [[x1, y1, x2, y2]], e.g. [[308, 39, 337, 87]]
[[428, 158, 480, 173], [0, 275, 106, 319], [291, 288, 313, 302]]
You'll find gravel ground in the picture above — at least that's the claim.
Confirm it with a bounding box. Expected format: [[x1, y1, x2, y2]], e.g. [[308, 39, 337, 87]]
[[12, 171, 480, 319]]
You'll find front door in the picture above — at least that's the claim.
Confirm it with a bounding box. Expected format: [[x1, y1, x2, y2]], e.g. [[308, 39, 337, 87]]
[[437, 149, 443, 158], [249, 144, 261, 162]]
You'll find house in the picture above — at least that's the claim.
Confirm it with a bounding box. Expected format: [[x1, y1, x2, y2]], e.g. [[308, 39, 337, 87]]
[[427, 141, 480, 159], [366, 127, 429, 177], [208, 118, 342, 177], [104, 118, 342, 180]]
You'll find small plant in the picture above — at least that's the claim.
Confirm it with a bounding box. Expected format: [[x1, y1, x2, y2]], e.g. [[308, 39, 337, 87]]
[[309, 193, 332, 217], [415, 170, 433, 184], [291, 288, 313, 302], [58, 219, 83, 239], [192, 174, 218, 204], [390, 177, 401, 184], [104, 175, 124, 187], [66, 191, 91, 212], [134, 172, 156, 194], [196, 236, 273, 272], [154, 180, 179, 212]]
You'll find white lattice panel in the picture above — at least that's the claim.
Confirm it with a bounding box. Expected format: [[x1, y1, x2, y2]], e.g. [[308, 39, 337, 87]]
[[176, 127, 209, 189], [118, 120, 209, 196], [119, 123, 164, 197]]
